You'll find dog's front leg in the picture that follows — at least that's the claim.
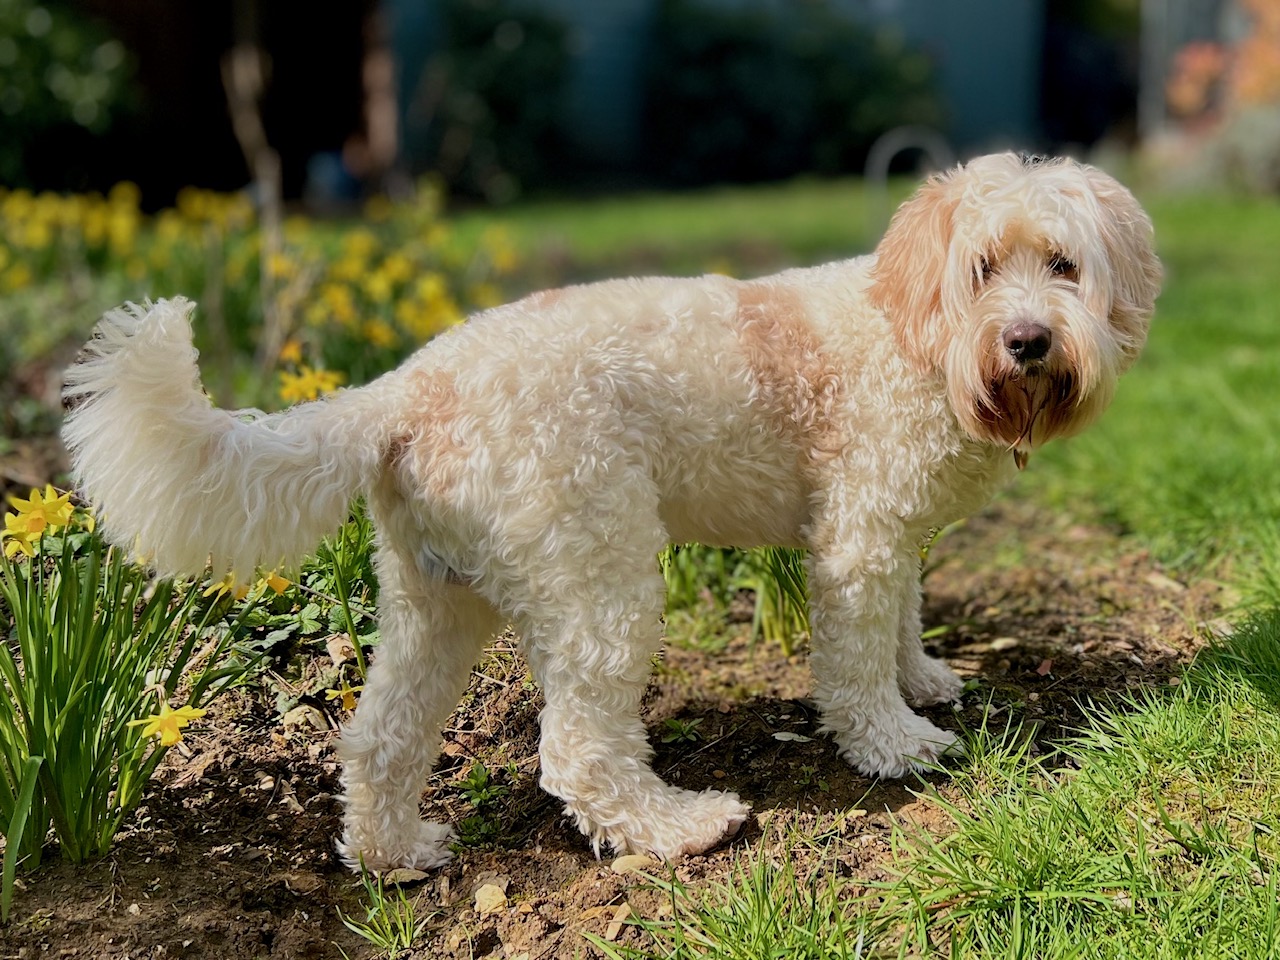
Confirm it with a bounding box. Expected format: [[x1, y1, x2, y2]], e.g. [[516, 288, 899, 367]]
[[895, 573, 965, 707], [806, 516, 960, 778], [521, 570, 750, 861]]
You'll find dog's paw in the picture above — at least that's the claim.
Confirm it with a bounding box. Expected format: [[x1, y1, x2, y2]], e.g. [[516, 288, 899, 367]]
[[834, 710, 962, 779], [640, 789, 752, 861], [900, 654, 964, 707], [585, 788, 750, 862], [338, 820, 456, 873]]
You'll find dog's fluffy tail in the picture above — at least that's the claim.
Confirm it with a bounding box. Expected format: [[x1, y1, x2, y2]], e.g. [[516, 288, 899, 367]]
[[62, 297, 391, 580]]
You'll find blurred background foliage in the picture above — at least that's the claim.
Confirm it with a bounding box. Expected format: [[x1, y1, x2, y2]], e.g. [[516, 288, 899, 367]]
[[410, 0, 946, 198], [641, 0, 941, 185], [0, 0, 952, 202], [421, 0, 573, 203], [4, 0, 1275, 205], [0, 0, 135, 188]]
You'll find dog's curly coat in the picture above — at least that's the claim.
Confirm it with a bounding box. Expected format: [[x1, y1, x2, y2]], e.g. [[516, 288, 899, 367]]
[[62, 153, 1161, 870]]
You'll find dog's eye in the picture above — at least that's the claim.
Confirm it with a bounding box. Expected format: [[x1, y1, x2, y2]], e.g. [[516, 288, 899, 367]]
[[1049, 254, 1078, 281], [979, 257, 994, 282]]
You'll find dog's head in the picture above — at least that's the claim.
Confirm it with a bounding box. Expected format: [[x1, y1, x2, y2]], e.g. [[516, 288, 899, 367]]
[[870, 152, 1161, 453]]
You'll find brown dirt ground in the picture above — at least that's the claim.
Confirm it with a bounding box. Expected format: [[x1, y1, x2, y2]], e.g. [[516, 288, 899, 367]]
[[0, 493, 1224, 960]]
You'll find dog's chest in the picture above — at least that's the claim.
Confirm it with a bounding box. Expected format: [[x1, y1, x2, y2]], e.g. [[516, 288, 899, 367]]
[[904, 443, 1016, 534]]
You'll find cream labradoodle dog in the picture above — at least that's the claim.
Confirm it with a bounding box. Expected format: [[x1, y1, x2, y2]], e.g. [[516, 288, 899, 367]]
[[62, 153, 1160, 870]]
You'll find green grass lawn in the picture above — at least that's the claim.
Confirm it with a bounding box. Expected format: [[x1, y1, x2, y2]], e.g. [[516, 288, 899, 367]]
[[452, 176, 912, 279]]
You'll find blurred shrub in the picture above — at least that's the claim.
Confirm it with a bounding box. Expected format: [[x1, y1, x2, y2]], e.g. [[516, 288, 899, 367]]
[[641, 0, 943, 185], [422, 0, 571, 203], [0, 0, 134, 188], [1161, 0, 1280, 193]]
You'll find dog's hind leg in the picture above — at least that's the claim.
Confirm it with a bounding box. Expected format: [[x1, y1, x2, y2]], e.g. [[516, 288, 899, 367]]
[[336, 543, 501, 871]]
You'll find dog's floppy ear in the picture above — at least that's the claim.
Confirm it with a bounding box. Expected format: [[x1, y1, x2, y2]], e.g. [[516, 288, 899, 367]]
[[869, 171, 961, 373], [1083, 166, 1163, 368]]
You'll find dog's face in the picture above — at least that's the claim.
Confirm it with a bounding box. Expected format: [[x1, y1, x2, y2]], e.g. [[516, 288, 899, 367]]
[[870, 153, 1162, 452]]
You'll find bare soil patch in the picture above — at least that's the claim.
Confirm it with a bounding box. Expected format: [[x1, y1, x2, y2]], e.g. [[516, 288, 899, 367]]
[[0, 498, 1222, 960]]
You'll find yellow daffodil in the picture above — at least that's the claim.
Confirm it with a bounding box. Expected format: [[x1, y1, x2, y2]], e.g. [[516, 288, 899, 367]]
[[128, 702, 207, 747], [326, 680, 364, 712], [176, 186, 216, 223], [22, 220, 52, 250], [266, 251, 298, 280], [415, 272, 447, 304], [108, 181, 141, 208], [2, 485, 74, 558], [259, 570, 290, 595], [156, 209, 184, 242], [362, 319, 398, 349], [381, 252, 414, 285], [342, 228, 379, 259], [108, 211, 138, 254], [3, 530, 36, 559], [318, 282, 358, 324], [329, 255, 365, 283], [278, 339, 303, 365], [82, 204, 107, 246], [279, 365, 345, 404], [363, 270, 394, 304], [203, 571, 250, 601]]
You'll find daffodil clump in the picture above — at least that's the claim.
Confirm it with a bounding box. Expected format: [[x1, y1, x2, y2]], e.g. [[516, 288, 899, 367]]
[[1, 181, 520, 395], [0, 174, 520, 918], [0, 486, 259, 909], [277, 213, 518, 388]]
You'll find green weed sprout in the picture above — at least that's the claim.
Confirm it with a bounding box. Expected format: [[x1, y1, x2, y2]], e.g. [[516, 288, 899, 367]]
[[660, 716, 704, 744], [339, 864, 431, 958], [457, 761, 510, 807]]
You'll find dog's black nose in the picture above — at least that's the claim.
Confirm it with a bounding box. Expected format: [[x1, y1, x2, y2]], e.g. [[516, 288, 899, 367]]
[[1002, 321, 1052, 363]]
